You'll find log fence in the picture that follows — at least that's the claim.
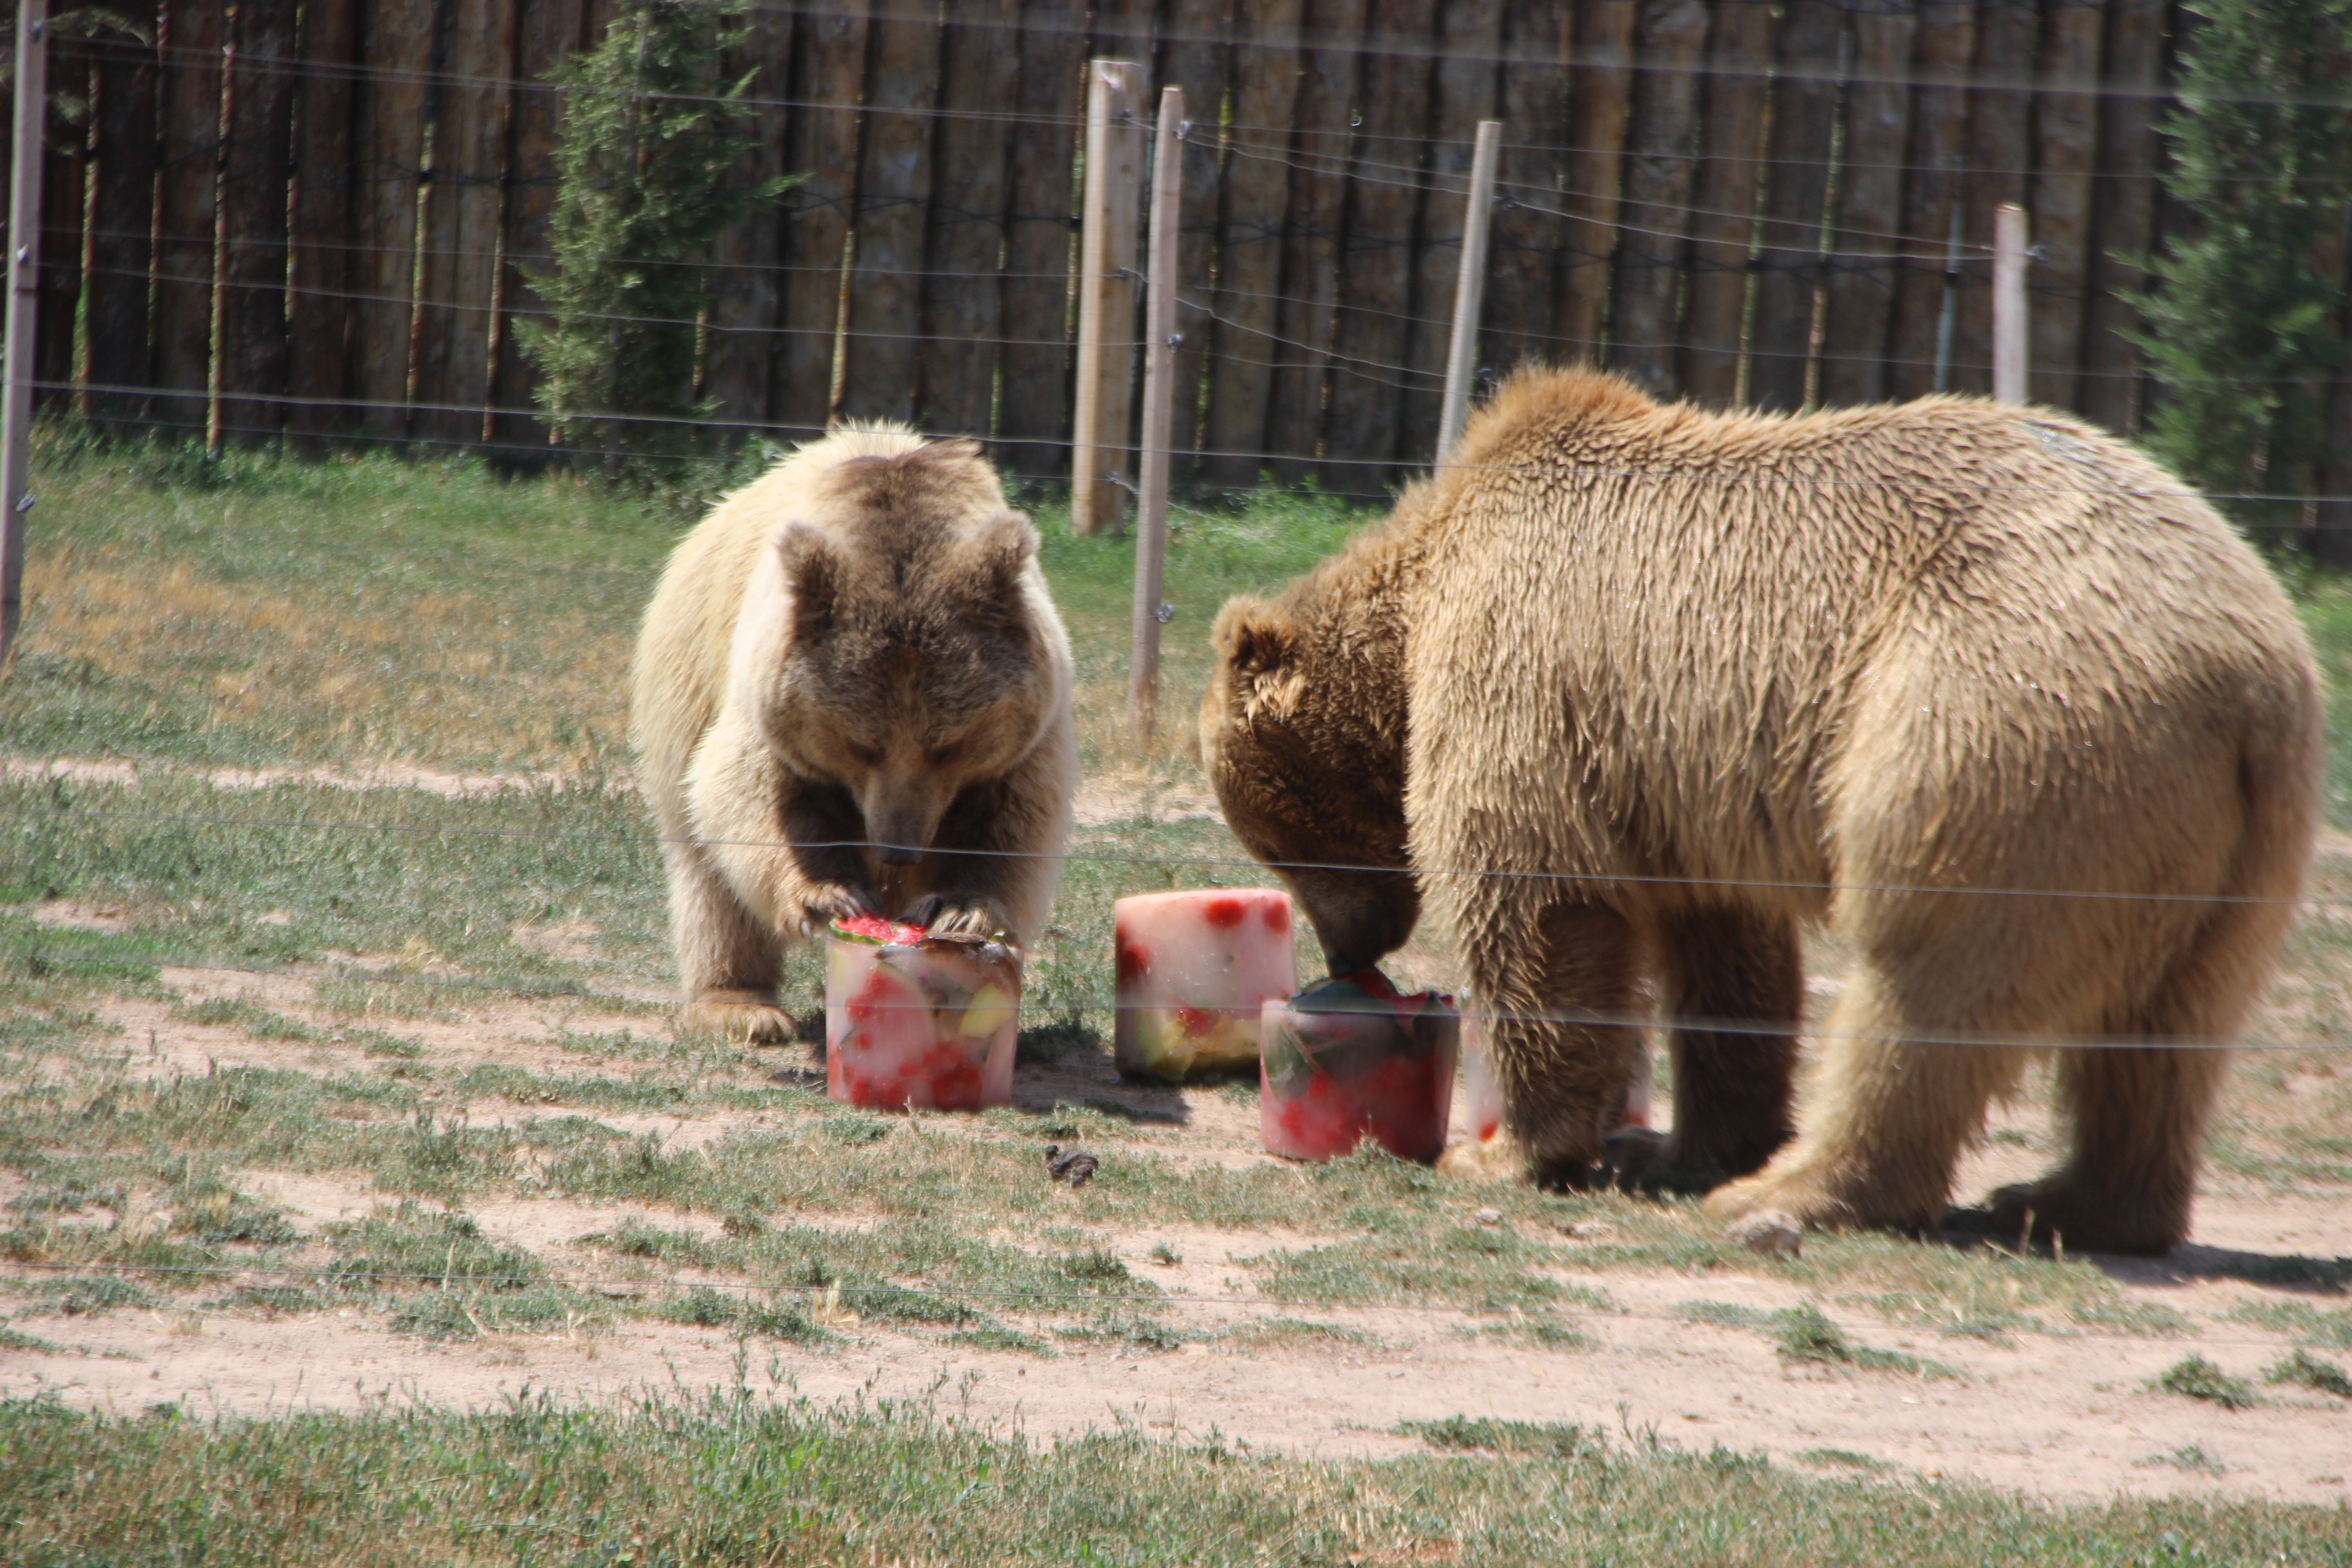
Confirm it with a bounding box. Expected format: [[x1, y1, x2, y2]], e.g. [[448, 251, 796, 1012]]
[[0, 0, 2276, 493]]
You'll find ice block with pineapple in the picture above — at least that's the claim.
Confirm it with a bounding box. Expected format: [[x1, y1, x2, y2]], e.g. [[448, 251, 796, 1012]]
[[1113, 888, 1298, 1080], [825, 915, 1020, 1111]]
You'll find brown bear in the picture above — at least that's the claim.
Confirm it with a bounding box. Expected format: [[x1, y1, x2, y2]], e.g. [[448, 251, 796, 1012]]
[[1203, 367, 2319, 1255], [632, 428, 1077, 1043]]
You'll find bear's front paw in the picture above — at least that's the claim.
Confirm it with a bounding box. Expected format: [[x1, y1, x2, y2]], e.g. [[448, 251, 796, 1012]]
[[901, 893, 1009, 939], [1981, 1177, 2186, 1258], [795, 883, 877, 936], [1599, 1126, 1730, 1197], [1704, 1164, 1861, 1232], [682, 990, 797, 1045]]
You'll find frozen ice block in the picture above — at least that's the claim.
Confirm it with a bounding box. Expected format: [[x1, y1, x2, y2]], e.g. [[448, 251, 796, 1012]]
[[1113, 887, 1298, 1081], [825, 917, 1019, 1111], [1259, 971, 1457, 1163]]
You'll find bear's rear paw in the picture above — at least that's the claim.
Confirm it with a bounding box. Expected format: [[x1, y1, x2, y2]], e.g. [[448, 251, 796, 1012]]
[[682, 991, 797, 1045], [1704, 1164, 1862, 1232], [1983, 1177, 2186, 1258], [1600, 1126, 1731, 1198]]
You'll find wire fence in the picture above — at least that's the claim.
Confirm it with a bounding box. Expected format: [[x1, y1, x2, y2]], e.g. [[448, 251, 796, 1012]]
[[14, 0, 2325, 487]]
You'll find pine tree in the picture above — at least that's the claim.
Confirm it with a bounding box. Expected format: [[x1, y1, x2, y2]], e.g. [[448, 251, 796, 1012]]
[[523, 0, 789, 473], [2131, 0, 2352, 544]]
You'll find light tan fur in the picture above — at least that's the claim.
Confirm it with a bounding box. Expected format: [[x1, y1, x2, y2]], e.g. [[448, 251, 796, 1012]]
[[1203, 367, 2320, 1254], [632, 428, 1076, 1042]]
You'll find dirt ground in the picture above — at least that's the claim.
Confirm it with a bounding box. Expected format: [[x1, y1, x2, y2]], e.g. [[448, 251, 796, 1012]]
[[7, 967, 2349, 1509]]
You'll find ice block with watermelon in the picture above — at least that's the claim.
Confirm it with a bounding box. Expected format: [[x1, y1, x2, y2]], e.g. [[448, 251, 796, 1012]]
[[824, 915, 1020, 1111], [1259, 970, 1458, 1164], [1113, 888, 1298, 1081], [1457, 999, 1653, 1147]]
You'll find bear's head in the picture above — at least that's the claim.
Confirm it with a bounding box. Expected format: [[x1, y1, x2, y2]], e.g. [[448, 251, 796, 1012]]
[[747, 440, 1060, 866], [1201, 592, 1419, 976]]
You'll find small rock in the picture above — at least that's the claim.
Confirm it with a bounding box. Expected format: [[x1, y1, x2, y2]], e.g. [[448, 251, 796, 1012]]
[[1044, 1143, 1099, 1189], [1727, 1209, 1803, 1258], [1558, 1220, 1616, 1241], [1473, 1207, 1503, 1226]]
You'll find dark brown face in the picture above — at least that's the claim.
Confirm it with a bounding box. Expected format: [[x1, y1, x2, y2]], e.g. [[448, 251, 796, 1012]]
[[1200, 600, 1419, 976]]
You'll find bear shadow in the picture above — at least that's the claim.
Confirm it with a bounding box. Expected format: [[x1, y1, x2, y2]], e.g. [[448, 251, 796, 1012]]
[[1939, 1205, 2352, 1293]]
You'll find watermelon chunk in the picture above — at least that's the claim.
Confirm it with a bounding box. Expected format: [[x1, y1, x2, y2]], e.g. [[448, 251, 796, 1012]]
[[831, 913, 930, 947]]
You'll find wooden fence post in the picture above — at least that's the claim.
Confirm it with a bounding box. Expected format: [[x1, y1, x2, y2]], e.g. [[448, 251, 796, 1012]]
[[1556, 0, 1636, 364], [1993, 202, 2028, 404], [489, 0, 589, 459], [1130, 86, 1182, 745], [84, 3, 159, 432], [287, 0, 362, 453], [349, 0, 436, 439], [1678, 0, 1774, 406], [412, 0, 519, 446], [1607, 0, 1710, 397], [1071, 57, 1143, 538], [218, 0, 300, 445], [1, 0, 46, 670], [1437, 120, 1501, 471]]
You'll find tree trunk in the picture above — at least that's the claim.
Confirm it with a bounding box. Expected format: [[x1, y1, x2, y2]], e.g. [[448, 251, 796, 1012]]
[[1818, 0, 1921, 406], [1198, 0, 1302, 491], [217, 0, 299, 444], [2026, 0, 2108, 410], [1483, 0, 1573, 377], [348, 0, 436, 439], [86, 7, 160, 431], [915, 0, 1018, 440], [994, 0, 1087, 478], [2076, 0, 2166, 434], [1747, 0, 1848, 412], [1399, 0, 1503, 462], [1948, 0, 2038, 395], [1607, 0, 1710, 397], [772, 0, 870, 438], [1884, 0, 1978, 400], [287, 0, 363, 453], [1676, 0, 1772, 404], [1321, 0, 1440, 495], [412, 0, 518, 445], [1262, 0, 1369, 481], [489, 0, 587, 459], [1555, 0, 1637, 364], [839, 7, 944, 425]]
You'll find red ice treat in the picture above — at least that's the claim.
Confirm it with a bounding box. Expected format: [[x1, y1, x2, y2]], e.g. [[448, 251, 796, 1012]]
[[1258, 974, 1458, 1164], [824, 920, 1020, 1111], [1113, 888, 1298, 1081]]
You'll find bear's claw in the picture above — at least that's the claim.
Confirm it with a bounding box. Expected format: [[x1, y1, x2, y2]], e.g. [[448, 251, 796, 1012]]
[[1599, 1126, 1730, 1197], [682, 993, 797, 1045]]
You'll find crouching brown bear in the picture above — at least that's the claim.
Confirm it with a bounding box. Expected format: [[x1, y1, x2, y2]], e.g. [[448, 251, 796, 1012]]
[[632, 429, 1076, 1043], [1203, 368, 2319, 1255]]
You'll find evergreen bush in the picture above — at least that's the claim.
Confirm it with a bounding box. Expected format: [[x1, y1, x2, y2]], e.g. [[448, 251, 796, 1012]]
[[2131, 0, 2352, 543], [523, 0, 791, 476]]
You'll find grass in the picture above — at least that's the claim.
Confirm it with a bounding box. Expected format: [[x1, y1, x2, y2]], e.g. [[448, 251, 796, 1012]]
[[5, 439, 2352, 1554], [2150, 1356, 2262, 1410], [0, 1390, 2341, 1566], [2266, 1348, 2352, 1398]]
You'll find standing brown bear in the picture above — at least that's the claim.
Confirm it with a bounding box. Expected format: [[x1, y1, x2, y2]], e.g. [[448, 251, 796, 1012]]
[[632, 429, 1076, 1043], [1202, 368, 2319, 1254]]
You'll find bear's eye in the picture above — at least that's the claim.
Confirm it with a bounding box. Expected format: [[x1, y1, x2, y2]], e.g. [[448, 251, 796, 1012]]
[[925, 741, 962, 767], [845, 741, 881, 766]]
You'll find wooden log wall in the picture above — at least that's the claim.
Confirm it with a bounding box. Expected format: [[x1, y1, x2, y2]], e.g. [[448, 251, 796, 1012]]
[[18, 0, 2207, 489]]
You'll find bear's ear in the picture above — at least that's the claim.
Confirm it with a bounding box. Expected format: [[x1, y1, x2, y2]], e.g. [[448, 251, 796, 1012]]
[[775, 520, 840, 637], [1213, 599, 1296, 677], [964, 510, 1039, 606]]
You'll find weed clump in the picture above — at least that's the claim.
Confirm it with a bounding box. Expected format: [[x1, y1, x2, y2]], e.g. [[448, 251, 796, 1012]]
[[2266, 1348, 2352, 1399], [1402, 1416, 1601, 1462], [2151, 1356, 2261, 1409]]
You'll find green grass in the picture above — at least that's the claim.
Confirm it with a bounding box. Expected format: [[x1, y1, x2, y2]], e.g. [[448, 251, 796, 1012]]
[[1, 1390, 2342, 1567], [2266, 1348, 2352, 1398], [2151, 1356, 2262, 1410], [1678, 1301, 1961, 1379]]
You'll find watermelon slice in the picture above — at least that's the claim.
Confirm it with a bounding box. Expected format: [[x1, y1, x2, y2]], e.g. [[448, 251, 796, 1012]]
[[831, 913, 930, 947]]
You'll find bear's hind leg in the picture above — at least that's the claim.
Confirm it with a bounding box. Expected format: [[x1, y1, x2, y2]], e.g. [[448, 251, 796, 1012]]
[[1607, 904, 1800, 1194], [665, 837, 793, 1044], [1987, 1043, 2227, 1256], [1705, 964, 2027, 1235]]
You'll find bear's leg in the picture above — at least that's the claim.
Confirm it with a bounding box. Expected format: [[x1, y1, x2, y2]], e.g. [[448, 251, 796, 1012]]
[[1985, 1043, 2228, 1256], [1704, 965, 2027, 1235], [665, 836, 793, 1044], [1478, 900, 1648, 1189], [1608, 904, 1800, 1194]]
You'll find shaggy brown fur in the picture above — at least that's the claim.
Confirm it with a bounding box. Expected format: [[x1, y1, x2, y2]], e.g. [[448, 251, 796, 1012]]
[[632, 429, 1076, 1043], [1203, 368, 2319, 1254]]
